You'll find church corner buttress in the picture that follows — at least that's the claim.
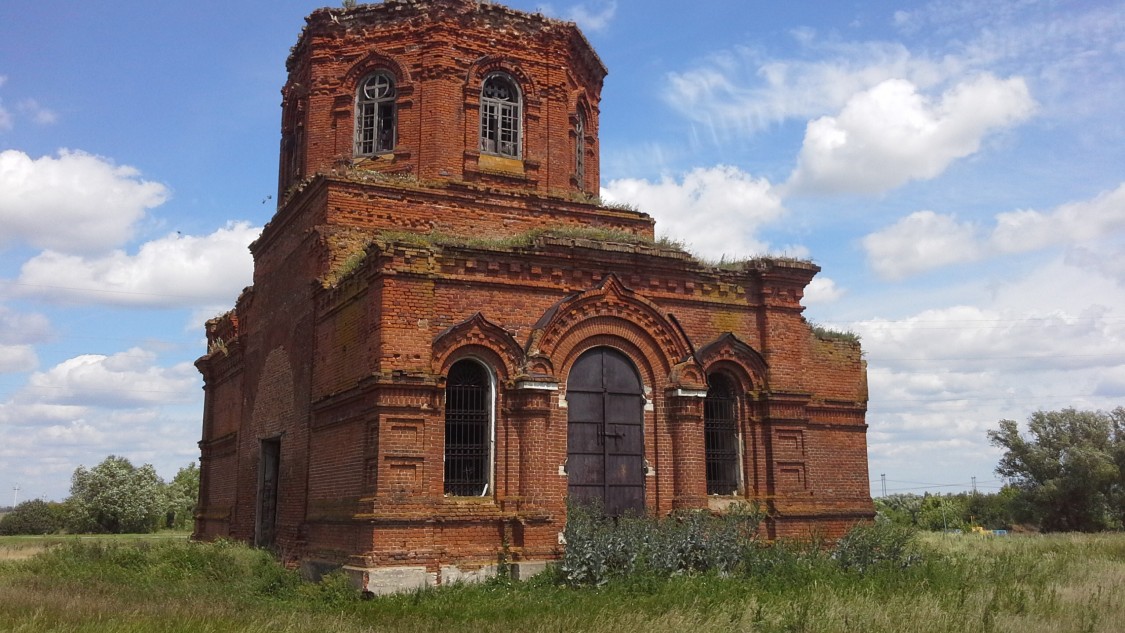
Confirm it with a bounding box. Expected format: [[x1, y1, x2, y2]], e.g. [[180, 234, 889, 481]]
[[193, 0, 873, 593]]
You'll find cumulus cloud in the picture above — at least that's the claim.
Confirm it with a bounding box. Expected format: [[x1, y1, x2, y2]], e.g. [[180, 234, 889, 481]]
[[803, 276, 844, 304], [21, 348, 198, 409], [564, 0, 616, 33], [0, 345, 37, 373], [863, 183, 1125, 279], [663, 40, 953, 139], [990, 184, 1125, 254], [785, 75, 1035, 195], [862, 210, 982, 279], [602, 165, 783, 260], [0, 306, 50, 373], [0, 149, 169, 254], [16, 222, 260, 308]]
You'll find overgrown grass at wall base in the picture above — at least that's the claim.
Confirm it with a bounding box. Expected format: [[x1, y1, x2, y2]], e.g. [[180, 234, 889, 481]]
[[2, 533, 1124, 632], [557, 501, 922, 586]]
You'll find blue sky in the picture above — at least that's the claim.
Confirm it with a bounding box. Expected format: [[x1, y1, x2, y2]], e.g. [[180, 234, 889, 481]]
[[1, 0, 1123, 503]]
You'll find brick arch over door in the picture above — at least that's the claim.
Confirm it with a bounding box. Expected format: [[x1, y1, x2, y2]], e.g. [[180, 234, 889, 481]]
[[566, 346, 646, 517], [526, 274, 693, 381]]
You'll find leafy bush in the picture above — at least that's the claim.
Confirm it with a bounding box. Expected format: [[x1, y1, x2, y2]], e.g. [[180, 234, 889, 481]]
[[558, 501, 764, 585], [67, 455, 167, 534], [0, 499, 67, 535], [833, 521, 921, 574]]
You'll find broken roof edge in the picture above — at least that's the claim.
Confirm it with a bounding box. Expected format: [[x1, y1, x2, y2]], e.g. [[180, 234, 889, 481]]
[[289, 0, 607, 77]]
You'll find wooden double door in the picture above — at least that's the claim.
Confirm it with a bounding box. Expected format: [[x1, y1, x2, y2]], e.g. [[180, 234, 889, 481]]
[[566, 347, 646, 516]]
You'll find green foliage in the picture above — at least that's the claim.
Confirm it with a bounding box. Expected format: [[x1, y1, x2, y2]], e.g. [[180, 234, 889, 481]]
[[67, 455, 167, 534], [809, 322, 861, 344], [989, 407, 1125, 532], [558, 501, 765, 585], [0, 499, 67, 535], [832, 521, 921, 573], [164, 463, 199, 530], [2, 533, 1125, 632]]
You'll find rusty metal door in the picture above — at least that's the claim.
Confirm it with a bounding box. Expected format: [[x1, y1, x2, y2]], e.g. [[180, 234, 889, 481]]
[[566, 347, 645, 516]]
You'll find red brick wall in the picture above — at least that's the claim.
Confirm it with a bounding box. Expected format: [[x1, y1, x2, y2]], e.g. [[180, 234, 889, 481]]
[[279, 0, 605, 200], [196, 0, 873, 576]]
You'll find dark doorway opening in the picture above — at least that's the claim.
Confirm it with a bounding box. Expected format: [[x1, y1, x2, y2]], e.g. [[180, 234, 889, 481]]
[[255, 438, 280, 548]]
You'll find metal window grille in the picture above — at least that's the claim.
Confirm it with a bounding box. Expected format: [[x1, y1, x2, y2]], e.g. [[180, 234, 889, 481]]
[[704, 373, 740, 495], [444, 360, 491, 496], [480, 75, 520, 158], [355, 73, 396, 155]]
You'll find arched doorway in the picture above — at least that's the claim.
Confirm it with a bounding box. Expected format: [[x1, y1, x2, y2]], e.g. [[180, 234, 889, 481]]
[[566, 347, 645, 516]]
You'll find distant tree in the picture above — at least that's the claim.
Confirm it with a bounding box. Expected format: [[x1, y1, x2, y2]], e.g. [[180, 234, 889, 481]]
[[163, 462, 199, 530], [874, 493, 923, 527], [988, 408, 1124, 532], [67, 455, 167, 534], [0, 499, 67, 535]]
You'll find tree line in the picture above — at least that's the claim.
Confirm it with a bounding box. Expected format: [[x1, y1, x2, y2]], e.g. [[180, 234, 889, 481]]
[[4, 406, 1121, 536], [0, 456, 198, 535], [879, 407, 1125, 533]]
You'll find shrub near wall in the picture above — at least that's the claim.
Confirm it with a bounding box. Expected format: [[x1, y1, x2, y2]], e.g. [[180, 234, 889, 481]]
[[558, 502, 922, 587]]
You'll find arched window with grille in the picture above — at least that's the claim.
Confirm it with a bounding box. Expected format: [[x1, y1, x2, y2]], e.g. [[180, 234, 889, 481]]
[[480, 73, 521, 158], [443, 359, 493, 496], [355, 72, 396, 156], [704, 373, 741, 495]]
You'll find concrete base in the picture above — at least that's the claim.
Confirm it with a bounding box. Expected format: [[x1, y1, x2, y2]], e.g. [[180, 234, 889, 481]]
[[344, 565, 435, 595], [511, 560, 549, 580], [342, 560, 552, 594]]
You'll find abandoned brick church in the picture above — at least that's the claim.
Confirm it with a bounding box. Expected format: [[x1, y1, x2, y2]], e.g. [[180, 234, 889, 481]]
[[194, 0, 872, 592]]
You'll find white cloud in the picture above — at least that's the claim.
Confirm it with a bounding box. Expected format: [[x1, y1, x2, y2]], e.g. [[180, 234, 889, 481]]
[[602, 165, 783, 260], [21, 348, 198, 409], [0, 345, 37, 373], [0, 306, 50, 373], [16, 99, 57, 125], [863, 183, 1125, 279], [564, 1, 616, 33], [804, 275, 844, 304], [990, 183, 1125, 254], [862, 210, 981, 279], [663, 40, 954, 139], [0, 149, 169, 254], [786, 75, 1035, 195], [0, 75, 9, 131], [0, 305, 51, 345], [16, 222, 260, 308]]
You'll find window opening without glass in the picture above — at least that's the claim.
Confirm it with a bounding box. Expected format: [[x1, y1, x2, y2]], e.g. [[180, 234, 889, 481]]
[[355, 72, 396, 155], [480, 74, 521, 158]]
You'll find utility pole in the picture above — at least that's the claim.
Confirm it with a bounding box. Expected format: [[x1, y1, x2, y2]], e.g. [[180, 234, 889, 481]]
[[971, 476, 977, 495], [11, 483, 19, 507], [880, 473, 887, 497]]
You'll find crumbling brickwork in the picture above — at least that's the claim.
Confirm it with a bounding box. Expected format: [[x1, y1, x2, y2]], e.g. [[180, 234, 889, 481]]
[[195, 0, 872, 592]]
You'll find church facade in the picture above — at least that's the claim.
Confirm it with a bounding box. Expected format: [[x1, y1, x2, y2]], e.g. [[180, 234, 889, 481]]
[[194, 0, 872, 593]]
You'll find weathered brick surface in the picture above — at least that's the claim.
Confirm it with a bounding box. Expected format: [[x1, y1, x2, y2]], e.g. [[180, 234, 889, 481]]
[[195, 0, 873, 582]]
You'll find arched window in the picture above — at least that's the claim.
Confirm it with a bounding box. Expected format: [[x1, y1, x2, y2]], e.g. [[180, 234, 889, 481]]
[[444, 359, 493, 496], [704, 373, 740, 495], [575, 109, 586, 185], [480, 73, 521, 158], [355, 72, 396, 156]]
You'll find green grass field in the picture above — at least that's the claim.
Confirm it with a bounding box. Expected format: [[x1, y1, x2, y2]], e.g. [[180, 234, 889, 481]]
[[0, 532, 1122, 632]]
